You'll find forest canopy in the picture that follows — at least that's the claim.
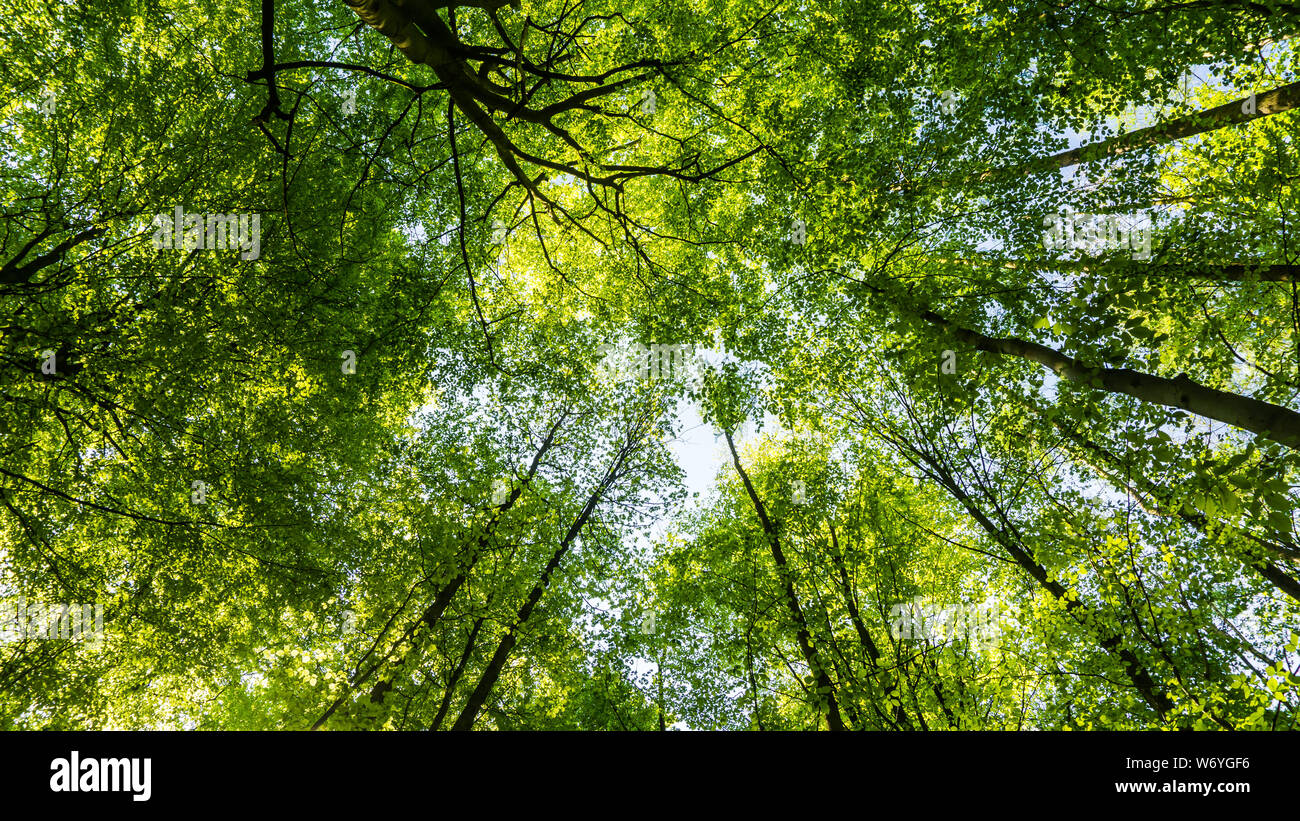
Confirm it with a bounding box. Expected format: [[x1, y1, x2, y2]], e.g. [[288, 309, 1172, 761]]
[[1, 0, 1299, 730]]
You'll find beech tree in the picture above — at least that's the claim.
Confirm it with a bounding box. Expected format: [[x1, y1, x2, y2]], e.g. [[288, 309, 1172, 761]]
[[0, 0, 1297, 730]]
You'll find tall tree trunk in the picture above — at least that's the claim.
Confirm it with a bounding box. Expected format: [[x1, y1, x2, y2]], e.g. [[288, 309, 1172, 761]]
[[450, 422, 640, 730], [1015, 80, 1300, 176], [850, 279, 1300, 450], [725, 431, 848, 731], [897, 447, 1181, 721], [971, 80, 1300, 187], [448, 536, 572, 730], [927, 256, 1300, 283], [430, 617, 484, 730], [827, 523, 913, 729], [1053, 418, 1300, 604], [899, 80, 1300, 196], [311, 413, 565, 729]]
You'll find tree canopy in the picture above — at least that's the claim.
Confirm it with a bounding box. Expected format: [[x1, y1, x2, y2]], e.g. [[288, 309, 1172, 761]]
[[1, 0, 1299, 730]]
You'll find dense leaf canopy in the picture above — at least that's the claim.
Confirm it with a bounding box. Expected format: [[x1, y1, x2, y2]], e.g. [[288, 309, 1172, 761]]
[[1, 0, 1299, 730]]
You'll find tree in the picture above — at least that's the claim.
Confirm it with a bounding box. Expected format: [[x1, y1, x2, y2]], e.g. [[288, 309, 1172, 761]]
[[1, 0, 1297, 731]]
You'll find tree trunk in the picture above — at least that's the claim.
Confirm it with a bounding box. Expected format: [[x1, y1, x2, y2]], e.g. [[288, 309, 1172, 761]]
[[980, 80, 1300, 185], [927, 257, 1300, 282], [827, 523, 912, 729], [900, 80, 1300, 196], [852, 280, 1300, 450], [902, 449, 1180, 720], [1054, 419, 1300, 604], [311, 413, 565, 729], [450, 425, 636, 730], [430, 617, 484, 730], [725, 432, 848, 731]]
